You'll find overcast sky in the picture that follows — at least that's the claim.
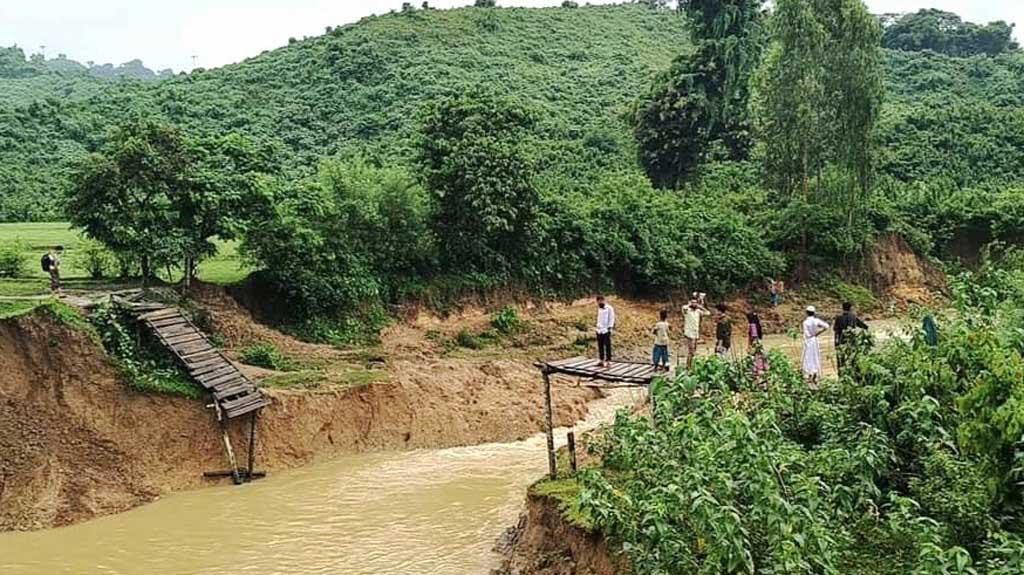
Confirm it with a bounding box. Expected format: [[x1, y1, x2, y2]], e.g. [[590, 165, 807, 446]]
[[1, 1, 1021, 73]]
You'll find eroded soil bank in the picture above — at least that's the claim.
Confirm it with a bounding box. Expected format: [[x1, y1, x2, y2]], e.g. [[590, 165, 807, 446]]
[[496, 491, 625, 575], [0, 308, 600, 531]]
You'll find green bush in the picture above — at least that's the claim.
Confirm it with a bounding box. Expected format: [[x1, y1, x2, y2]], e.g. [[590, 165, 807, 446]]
[[828, 279, 878, 310], [240, 342, 292, 370], [490, 305, 521, 335], [88, 304, 202, 399], [0, 240, 27, 277], [77, 238, 113, 279], [572, 270, 1024, 573], [455, 328, 484, 349]]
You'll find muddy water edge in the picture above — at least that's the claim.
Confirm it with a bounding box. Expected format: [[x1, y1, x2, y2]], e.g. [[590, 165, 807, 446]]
[[0, 319, 909, 574], [0, 389, 647, 575]]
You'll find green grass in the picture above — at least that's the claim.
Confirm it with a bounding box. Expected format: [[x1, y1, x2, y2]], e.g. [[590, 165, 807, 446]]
[[261, 370, 328, 390], [529, 478, 595, 531], [0, 222, 249, 296], [0, 300, 42, 319]]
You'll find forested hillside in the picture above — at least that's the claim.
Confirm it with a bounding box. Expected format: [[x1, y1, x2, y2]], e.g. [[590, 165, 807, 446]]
[[0, 4, 687, 221], [4, 4, 1023, 223]]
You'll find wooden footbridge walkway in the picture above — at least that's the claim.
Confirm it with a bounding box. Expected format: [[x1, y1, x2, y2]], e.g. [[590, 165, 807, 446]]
[[114, 296, 269, 484], [139, 307, 270, 419], [535, 356, 662, 479]]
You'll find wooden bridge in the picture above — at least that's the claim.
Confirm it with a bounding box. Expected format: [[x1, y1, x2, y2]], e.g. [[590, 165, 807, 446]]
[[535, 356, 662, 479], [139, 307, 270, 419], [117, 300, 269, 484]]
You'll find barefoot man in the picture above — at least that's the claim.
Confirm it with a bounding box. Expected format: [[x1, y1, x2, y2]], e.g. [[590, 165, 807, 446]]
[[682, 295, 709, 370], [801, 306, 830, 386]]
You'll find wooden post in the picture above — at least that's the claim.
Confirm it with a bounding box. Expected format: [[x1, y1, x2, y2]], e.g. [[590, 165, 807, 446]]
[[220, 419, 241, 485], [567, 431, 577, 473], [543, 370, 556, 480], [246, 411, 258, 480], [649, 386, 658, 428]]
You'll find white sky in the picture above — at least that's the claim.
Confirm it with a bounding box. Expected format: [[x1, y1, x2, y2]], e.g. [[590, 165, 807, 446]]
[[1, 1, 1021, 73]]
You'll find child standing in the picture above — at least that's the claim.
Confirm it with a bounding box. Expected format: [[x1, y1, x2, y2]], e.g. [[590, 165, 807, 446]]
[[652, 310, 670, 370]]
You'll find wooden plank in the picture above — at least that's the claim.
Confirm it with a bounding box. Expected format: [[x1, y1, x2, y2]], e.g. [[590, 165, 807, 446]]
[[148, 316, 188, 328], [140, 308, 180, 321], [195, 364, 237, 382], [173, 340, 214, 356], [602, 363, 637, 378], [225, 398, 269, 419], [157, 325, 199, 339], [184, 349, 221, 363], [187, 356, 224, 371], [197, 366, 241, 384], [214, 382, 254, 400], [221, 392, 267, 412], [191, 361, 234, 377], [201, 370, 244, 388], [165, 333, 205, 346], [619, 364, 654, 380]]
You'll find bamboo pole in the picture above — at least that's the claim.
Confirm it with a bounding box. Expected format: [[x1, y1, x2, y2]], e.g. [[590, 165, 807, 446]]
[[567, 431, 577, 473], [246, 411, 258, 480], [543, 371, 556, 480]]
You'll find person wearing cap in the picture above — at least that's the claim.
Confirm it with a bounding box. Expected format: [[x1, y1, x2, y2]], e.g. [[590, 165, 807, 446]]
[[801, 305, 829, 386]]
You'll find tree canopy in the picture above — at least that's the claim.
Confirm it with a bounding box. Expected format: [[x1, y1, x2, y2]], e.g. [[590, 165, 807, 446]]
[[882, 9, 1020, 57], [66, 118, 276, 279]]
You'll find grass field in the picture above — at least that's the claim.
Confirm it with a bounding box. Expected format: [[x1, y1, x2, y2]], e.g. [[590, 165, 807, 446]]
[[0, 222, 249, 297]]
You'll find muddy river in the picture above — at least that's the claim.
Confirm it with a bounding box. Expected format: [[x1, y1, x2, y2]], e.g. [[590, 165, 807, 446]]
[[0, 319, 909, 575]]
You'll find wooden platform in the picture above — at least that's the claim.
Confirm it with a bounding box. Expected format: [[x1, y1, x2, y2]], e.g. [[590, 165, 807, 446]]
[[138, 307, 270, 419], [537, 356, 661, 386]]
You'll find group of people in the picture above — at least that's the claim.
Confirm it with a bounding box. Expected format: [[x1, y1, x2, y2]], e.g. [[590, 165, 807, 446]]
[[594, 294, 870, 384]]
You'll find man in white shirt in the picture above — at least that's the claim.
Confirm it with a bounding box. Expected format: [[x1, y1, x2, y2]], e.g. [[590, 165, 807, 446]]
[[595, 295, 615, 367], [683, 295, 710, 370]]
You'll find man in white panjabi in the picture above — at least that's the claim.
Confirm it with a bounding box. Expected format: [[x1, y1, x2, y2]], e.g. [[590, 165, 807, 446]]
[[801, 306, 830, 385]]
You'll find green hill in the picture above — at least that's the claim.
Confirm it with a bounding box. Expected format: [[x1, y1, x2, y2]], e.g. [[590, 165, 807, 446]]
[[0, 4, 688, 221], [2, 4, 1024, 222]]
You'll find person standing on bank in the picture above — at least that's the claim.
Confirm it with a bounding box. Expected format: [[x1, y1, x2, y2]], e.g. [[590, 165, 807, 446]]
[[834, 302, 869, 376], [43, 246, 64, 295], [801, 306, 830, 386], [595, 295, 616, 367], [683, 296, 710, 370], [651, 309, 671, 371]]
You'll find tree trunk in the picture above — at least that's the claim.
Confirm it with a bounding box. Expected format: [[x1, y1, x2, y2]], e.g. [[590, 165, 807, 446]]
[[799, 150, 810, 281], [183, 255, 193, 292]]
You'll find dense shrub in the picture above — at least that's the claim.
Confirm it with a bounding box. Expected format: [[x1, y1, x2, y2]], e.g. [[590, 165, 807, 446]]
[[240, 342, 292, 371], [0, 240, 26, 277], [242, 159, 432, 339], [572, 269, 1024, 573], [77, 238, 113, 279]]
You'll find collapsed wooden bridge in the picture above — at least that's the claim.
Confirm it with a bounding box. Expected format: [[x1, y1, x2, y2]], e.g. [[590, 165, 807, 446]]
[[120, 300, 270, 484], [535, 357, 661, 480], [139, 307, 270, 419]]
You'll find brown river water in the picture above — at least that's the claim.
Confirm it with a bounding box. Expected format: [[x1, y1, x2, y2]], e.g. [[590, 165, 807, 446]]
[[0, 319, 909, 575]]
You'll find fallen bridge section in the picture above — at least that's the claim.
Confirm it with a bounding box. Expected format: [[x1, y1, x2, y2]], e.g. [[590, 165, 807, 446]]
[[138, 307, 270, 419]]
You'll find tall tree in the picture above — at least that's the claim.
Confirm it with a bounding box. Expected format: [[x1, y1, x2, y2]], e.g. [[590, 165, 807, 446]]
[[882, 9, 1019, 56], [752, 0, 883, 266], [418, 92, 538, 276], [67, 118, 276, 282], [632, 0, 765, 189]]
